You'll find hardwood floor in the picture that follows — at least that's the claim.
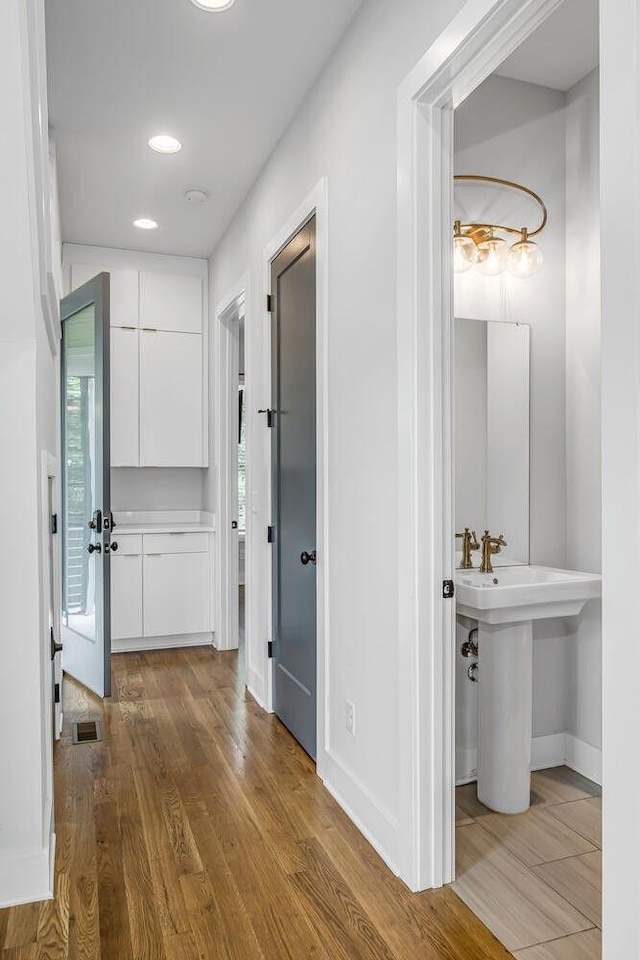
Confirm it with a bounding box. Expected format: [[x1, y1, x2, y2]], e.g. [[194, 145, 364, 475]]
[[454, 769, 602, 958], [1, 647, 514, 959]]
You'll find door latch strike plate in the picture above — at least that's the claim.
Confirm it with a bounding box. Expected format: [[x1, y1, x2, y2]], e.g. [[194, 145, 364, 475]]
[[50, 513, 58, 535], [267, 641, 274, 659], [442, 579, 455, 599]]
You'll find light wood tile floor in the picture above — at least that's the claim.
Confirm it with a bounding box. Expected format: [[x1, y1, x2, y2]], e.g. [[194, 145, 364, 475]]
[[454, 768, 602, 959], [0, 647, 517, 959]]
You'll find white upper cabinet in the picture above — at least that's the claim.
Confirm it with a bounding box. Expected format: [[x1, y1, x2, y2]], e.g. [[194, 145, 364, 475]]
[[139, 272, 203, 334], [110, 327, 139, 466], [66, 249, 208, 468], [71, 265, 139, 328], [139, 330, 204, 467]]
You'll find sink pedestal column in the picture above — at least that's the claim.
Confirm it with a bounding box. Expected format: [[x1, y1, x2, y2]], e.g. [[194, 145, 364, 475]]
[[477, 620, 533, 814]]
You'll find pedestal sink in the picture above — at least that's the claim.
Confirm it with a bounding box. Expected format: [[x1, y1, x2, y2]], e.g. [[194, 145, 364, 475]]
[[456, 565, 601, 814]]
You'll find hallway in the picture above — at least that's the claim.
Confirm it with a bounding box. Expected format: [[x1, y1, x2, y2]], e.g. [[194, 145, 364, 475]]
[[0, 649, 511, 959]]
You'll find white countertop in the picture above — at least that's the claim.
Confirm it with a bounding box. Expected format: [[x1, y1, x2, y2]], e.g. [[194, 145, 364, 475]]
[[113, 510, 215, 535]]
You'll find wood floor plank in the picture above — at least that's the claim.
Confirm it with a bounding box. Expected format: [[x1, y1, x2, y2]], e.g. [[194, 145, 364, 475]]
[[532, 852, 602, 928], [35, 873, 70, 960], [454, 823, 594, 952], [1, 648, 553, 959], [513, 928, 601, 959]]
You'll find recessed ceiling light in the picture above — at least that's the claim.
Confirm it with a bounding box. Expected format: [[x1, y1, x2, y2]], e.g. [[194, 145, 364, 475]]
[[133, 218, 158, 230], [190, 0, 236, 10], [148, 134, 182, 154]]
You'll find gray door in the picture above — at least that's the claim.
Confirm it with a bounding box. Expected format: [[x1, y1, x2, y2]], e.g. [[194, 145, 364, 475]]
[[271, 217, 317, 759], [61, 273, 112, 697]]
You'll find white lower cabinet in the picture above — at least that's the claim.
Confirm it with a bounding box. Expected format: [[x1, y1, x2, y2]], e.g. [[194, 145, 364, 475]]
[[111, 555, 143, 640], [111, 535, 143, 640], [110, 530, 212, 647], [143, 552, 210, 638]]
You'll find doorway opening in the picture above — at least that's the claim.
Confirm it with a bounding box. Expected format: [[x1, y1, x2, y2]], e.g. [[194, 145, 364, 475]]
[[396, 0, 604, 935], [215, 284, 247, 668], [451, 5, 602, 949]]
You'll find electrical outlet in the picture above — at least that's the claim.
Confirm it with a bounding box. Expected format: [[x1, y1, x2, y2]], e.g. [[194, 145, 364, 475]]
[[346, 700, 356, 735]]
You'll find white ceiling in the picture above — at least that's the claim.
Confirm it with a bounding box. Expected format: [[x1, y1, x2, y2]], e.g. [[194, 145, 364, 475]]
[[496, 0, 599, 91], [46, 0, 363, 258]]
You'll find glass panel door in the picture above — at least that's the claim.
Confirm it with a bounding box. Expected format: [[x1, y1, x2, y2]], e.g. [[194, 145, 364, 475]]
[[61, 273, 111, 697]]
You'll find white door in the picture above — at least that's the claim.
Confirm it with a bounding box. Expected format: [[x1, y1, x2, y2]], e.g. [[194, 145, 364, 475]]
[[61, 274, 113, 697], [45, 462, 63, 739], [139, 330, 204, 466]]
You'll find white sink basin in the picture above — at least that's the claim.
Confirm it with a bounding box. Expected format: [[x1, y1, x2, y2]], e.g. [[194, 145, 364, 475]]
[[456, 564, 601, 624]]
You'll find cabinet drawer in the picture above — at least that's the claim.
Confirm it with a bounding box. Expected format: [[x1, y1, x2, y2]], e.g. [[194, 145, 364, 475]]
[[112, 534, 142, 555], [143, 532, 209, 555]]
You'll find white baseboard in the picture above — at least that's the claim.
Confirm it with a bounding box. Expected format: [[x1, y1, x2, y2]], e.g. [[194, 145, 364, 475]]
[[320, 749, 400, 878], [0, 837, 54, 908], [456, 732, 602, 787], [247, 668, 269, 711], [565, 733, 602, 785], [532, 733, 567, 771], [112, 632, 214, 653]]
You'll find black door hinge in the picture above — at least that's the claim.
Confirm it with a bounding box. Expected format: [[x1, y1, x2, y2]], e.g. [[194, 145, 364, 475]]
[[267, 525, 275, 543], [267, 293, 275, 313], [258, 408, 276, 427], [267, 641, 274, 659], [54, 683, 60, 704], [50, 513, 58, 535], [442, 579, 455, 599]]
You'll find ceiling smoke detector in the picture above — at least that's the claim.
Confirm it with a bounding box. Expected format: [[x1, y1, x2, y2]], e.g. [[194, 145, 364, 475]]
[[184, 189, 208, 205]]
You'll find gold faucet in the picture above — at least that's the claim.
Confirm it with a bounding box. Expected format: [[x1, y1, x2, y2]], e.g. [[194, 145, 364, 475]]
[[480, 531, 507, 574], [456, 528, 480, 569]]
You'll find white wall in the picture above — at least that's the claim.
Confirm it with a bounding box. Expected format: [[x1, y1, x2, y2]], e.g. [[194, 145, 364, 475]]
[[111, 468, 205, 511], [564, 69, 601, 755], [0, 0, 58, 906], [207, 0, 467, 872]]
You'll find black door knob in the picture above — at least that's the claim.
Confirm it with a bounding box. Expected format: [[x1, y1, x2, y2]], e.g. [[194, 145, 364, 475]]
[[110, 541, 118, 552], [300, 550, 317, 566], [87, 542, 101, 554]]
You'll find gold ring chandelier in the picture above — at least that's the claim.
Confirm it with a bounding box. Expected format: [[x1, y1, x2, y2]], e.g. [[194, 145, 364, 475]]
[[453, 174, 547, 278]]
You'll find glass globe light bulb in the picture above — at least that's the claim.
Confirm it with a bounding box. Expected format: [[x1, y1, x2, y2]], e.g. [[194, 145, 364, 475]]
[[453, 221, 477, 273], [508, 231, 543, 278], [476, 232, 510, 276]]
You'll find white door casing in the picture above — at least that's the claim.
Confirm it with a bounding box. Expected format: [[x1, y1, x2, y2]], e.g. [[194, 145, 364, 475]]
[[396, 0, 568, 892], [214, 278, 248, 654]]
